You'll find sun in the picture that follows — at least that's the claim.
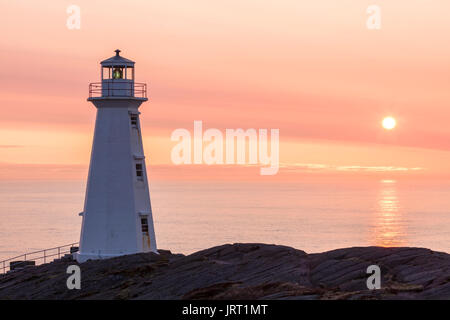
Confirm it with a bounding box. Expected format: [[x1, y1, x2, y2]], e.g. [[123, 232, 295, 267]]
[[382, 117, 396, 130]]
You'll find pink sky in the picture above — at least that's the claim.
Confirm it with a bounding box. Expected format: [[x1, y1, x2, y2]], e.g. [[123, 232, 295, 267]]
[[1, 1, 450, 179]]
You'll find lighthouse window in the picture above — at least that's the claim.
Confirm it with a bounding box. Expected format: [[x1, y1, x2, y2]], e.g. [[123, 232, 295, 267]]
[[136, 163, 144, 180], [130, 115, 138, 127], [141, 217, 149, 232]]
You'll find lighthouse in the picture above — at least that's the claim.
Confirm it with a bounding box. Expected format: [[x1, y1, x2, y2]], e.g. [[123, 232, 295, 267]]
[[74, 50, 157, 263]]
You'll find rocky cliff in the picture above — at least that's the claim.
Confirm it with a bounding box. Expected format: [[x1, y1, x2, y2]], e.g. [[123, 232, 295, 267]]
[[0, 243, 449, 299]]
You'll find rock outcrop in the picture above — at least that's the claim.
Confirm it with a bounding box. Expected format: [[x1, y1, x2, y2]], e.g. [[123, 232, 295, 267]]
[[0, 244, 449, 299]]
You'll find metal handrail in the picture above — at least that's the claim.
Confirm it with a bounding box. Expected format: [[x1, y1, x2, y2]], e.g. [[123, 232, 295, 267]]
[[89, 81, 147, 98], [1, 242, 79, 274]]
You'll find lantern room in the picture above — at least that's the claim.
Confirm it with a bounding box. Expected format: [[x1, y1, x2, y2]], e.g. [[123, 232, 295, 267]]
[[101, 49, 135, 82], [100, 49, 134, 97], [88, 49, 147, 101], [87, 49, 147, 99]]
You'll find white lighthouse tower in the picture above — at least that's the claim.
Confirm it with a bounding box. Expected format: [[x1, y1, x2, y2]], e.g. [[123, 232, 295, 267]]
[[74, 50, 157, 263]]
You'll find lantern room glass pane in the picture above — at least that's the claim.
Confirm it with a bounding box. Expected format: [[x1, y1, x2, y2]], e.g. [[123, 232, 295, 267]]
[[112, 67, 124, 79], [102, 67, 111, 79], [125, 67, 134, 80]]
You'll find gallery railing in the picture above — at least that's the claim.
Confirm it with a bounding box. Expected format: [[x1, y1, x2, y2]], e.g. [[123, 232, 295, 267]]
[[0, 242, 79, 274], [89, 82, 147, 98]]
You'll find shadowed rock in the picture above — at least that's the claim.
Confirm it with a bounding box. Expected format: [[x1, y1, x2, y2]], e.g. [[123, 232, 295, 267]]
[[0, 244, 449, 300]]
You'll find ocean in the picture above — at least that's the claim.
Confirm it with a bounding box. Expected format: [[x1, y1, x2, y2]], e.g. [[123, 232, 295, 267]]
[[0, 178, 449, 262]]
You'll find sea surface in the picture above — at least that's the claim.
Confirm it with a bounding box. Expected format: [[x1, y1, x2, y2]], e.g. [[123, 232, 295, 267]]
[[0, 178, 449, 262]]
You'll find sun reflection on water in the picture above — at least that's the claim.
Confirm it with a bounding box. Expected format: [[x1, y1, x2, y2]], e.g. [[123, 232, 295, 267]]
[[372, 179, 407, 247]]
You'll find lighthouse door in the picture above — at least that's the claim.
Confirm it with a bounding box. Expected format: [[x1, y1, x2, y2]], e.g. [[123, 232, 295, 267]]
[[140, 217, 151, 250]]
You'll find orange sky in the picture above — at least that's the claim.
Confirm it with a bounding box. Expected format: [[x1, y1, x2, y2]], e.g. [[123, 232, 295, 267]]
[[1, 1, 450, 180]]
